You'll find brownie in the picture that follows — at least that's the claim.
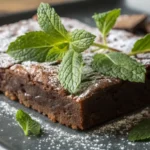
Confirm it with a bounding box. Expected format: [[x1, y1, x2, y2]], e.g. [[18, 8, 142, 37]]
[[114, 14, 147, 32], [0, 18, 150, 130]]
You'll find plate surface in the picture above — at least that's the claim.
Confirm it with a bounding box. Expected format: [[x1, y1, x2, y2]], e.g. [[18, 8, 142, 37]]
[[1, 95, 150, 150], [0, 0, 150, 149]]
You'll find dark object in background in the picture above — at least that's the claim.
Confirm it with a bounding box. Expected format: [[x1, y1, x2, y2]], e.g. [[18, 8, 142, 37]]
[[145, 22, 150, 33], [113, 14, 147, 33]]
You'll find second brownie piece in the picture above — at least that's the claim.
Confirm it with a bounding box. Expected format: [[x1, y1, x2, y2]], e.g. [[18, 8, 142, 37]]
[[114, 14, 147, 32]]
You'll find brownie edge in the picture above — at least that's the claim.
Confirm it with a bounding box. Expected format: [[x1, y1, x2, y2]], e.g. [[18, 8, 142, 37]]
[[1, 65, 150, 130], [0, 68, 83, 129]]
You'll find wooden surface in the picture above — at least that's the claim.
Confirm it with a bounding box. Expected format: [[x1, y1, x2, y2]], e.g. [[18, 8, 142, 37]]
[[0, 0, 76, 14]]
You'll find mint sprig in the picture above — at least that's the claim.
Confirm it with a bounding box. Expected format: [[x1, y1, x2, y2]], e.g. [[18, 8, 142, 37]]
[[7, 3, 95, 93], [6, 3, 150, 94], [93, 9, 120, 44], [128, 119, 150, 142], [92, 52, 146, 83], [16, 110, 41, 136]]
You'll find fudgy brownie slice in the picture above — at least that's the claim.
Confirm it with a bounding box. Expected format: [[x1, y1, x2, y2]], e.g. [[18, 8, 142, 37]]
[[0, 18, 150, 129]]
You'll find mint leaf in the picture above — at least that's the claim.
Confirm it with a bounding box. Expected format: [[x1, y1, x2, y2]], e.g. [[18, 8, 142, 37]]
[[16, 110, 41, 136], [93, 9, 120, 36], [37, 3, 69, 42], [59, 50, 83, 93], [92, 52, 146, 83], [70, 29, 96, 52], [46, 43, 68, 61], [7, 31, 54, 62], [128, 119, 150, 142], [131, 34, 150, 55]]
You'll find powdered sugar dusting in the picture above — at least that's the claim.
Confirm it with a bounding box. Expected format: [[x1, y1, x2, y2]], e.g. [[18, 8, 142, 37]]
[[0, 19, 40, 53], [108, 30, 140, 54], [0, 17, 140, 55], [10, 62, 60, 90], [0, 53, 17, 68], [0, 17, 143, 74], [140, 59, 150, 65]]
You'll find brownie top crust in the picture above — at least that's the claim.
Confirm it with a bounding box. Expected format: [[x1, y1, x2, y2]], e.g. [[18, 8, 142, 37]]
[[0, 18, 150, 101], [0, 18, 140, 68]]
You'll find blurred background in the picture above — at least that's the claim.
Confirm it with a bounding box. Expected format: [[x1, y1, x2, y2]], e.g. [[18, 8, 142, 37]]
[[0, 0, 150, 15], [0, 0, 150, 26], [0, 0, 81, 14]]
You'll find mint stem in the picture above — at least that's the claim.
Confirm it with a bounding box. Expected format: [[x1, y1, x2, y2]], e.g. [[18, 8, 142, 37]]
[[93, 43, 150, 56], [129, 50, 150, 56], [24, 130, 29, 136], [92, 42, 121, 53], [103, 36, 107, 45], [129, 52, 137, 56]]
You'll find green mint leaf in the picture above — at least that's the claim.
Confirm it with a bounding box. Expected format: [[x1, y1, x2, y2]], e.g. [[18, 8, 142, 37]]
[[46, 43, 68, 61], [70, 29, 96, 52], [59, 50, 83, 93], [7, 31, 55, 62], [37, 3, 69, 42], [128, 119, 150, 142], [93, 9, 120, 36], [16, 110, 41, 136], [92, 52, 146, 83], [131, 34, 150, 55]]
